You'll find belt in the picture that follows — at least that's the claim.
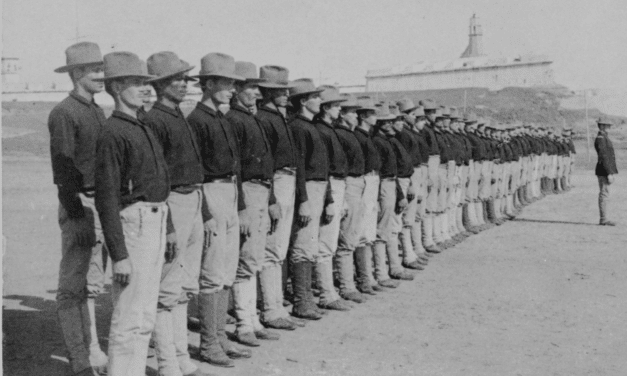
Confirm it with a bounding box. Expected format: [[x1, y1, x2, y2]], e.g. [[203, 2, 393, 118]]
[[246, 178, 272, 188], [171, 184, 201, 194], [365, 170, 379, 176], [81, 188, 95, 198], [275, 167, 296, 176], [204, 175, 236, 183], [330, 175, 346, 180]]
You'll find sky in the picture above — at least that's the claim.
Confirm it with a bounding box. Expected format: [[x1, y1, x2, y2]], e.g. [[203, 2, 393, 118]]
[[2, 0, 627, 91]]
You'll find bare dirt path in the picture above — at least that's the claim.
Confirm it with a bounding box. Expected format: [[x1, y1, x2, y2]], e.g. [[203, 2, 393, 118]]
[[3, 159, 627, 376]]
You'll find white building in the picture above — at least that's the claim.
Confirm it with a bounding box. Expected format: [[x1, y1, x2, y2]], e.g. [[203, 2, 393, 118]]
[[365, 15, 555, 92]]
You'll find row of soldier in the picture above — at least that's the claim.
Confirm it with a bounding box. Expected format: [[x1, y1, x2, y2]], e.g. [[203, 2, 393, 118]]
[[49, 42, 576, 376]]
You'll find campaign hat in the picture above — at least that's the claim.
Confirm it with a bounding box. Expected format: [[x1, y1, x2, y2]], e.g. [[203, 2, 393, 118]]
[[449, 107, 461, 120], [258, 65, 294, 89], [191, 52, 244, 81], [146, 51, 195, 83], [340, 94, 361, 109], [413, 106, 426, 118], [318, 85, 347, 105], [288, 78, 324, 99], [439, 106, 451, 118], [434, 108, 446, 120], [55, 42, 103, 73], [464, 113, 478, 124], [419, 99, 437, 111], [356, 96, 377, 112], [235, 61, 265, 84], [597, 116, 613, 126], [375, 101, 396, 121], [397, 97, 419, 113], [94, 52, 154, 82]]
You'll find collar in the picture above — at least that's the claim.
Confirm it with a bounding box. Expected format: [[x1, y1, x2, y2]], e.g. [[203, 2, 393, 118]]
[[231, 103, 254, 116], [598, 130, 608, 136], [260, 103, 285, 117], [196, 102, 220, 118], [70, 90, 98, 107], [336, 122, 352, 132], [152, 101, 181, 118], [112, 110, 142, 126], [294, 113, 314, 124], [316, 117, 335, 129], [356, 127, 371, 137]]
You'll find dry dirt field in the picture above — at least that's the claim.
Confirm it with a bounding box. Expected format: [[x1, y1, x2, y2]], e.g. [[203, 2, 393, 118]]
[[3, 158, 627, 376], [3, 100, 627, 375]]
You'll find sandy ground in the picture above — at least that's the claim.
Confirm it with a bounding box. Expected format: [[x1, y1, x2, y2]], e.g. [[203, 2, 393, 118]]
[[2, 157, 626, 376]]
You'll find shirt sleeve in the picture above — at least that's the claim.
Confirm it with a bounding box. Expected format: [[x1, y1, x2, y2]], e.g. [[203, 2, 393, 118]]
[[95, 131, 129, 262], [48, 108, 85, 218], [292, 125, 309, 204]]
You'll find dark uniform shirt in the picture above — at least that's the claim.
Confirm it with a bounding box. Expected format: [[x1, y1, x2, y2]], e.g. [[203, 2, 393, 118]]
[[48, 91, 106, 218], [335, 123, 365, 177], [291, 114, 330, 204], [373, 132, 398, 178], [389, 136, 414, 178], [595, 130, 618, 176], [314, 118, 348, 178], [422, 124, 440, 156], [354, 127, 382, 174], [434, 130, 454, 163], [413, 130, 430, 165], [95, 111, 170, 262], [396, 127, 421, 167], [257, 104, 298, 171], [187, 102, 245, 210]]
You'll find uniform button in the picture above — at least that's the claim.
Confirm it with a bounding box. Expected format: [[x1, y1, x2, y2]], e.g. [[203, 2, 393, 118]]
[[152, 207, 158, 213]]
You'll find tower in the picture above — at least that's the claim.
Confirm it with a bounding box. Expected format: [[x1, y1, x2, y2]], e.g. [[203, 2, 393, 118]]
[[460, 14, 484, 58], [2, 57, 21, 85]]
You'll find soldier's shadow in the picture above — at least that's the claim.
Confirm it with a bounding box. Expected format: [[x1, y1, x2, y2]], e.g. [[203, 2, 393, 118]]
[[512, 218, 598, 226]]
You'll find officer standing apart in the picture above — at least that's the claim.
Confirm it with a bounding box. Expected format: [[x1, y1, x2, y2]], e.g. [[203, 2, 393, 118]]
[[95, 51, 176, 376], [49, 41, 109, 376], [594, 117, 618, 226]]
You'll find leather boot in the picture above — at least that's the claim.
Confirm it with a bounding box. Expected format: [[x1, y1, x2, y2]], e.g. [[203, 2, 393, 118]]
[[422, 215, 441, 254], [316, 260, 350, 310], [464, 203, 479, 234], [291, 261, 322, 320], [232, 279, 260, 347], [482, 200, 495, 229], [198, 292, 233, 368], [373, 241, 400, 286], [173, 302, 200, 376], [386, 236, 413, 280], [82, 298, 108, 372], [217, 288, 252, 359], [154, 309, 182, 376], [399, 227, 419, 265], [336, 251, 366, 303], [58, 303, 92, 374], [354, 245, 376, 295], [410, 223, 429, 264]]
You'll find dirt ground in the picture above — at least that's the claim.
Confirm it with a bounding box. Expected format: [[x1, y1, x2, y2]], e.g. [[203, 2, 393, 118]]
[[3, 156, 626, 376]]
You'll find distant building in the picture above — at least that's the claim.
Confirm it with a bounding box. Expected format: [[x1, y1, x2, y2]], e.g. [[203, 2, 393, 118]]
[[365, 15, 555, 92], [2, 57, 23, 88]]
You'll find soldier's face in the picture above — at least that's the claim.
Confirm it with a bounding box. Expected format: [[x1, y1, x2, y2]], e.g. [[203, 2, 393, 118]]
[[443, 118, 451, 128], [271, 88, 289, 108], [342, 109, 358, 128], [415, 117, 426, 130], [425, 110, 436, 123], [161, 74, 187, 104], [361, 110, 377, 126], [237, 82, 260, 108], [324, 102, 342, 120], [75, 64, 105, 94], [393, 119, 405, 132], [206, 77, 235, 105], [303, 93, 321, 115], [115, 77, 148, 110]]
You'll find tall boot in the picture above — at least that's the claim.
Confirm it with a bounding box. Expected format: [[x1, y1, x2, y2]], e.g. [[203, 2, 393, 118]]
[[82, 298, 107, 371], [58, 303, 92, 374], [172, 302, 200, 376], [232, 279, 260, 347], [354, 246, 376, 295], [154, 309, 183, 376], [291, 261, 322, 320], [198, 292, 233, 368], [441, 212, 455, 247], [259, 265, 296, 331], [217, 288, 252, 359], [373, 241, 400, 288], [432, 214, 445, 246], [387, 236, 413, 280], [422, 215, 441, 253], [463, 204, 477, 234], [475, 201, 486, 230], [315, 260, 350, 310], [410, 222, 429, 262], [456, 205, 468, 236], [400, 227, 423, 270], [335, 252, 366, 303], [483, 200, 494, 228]]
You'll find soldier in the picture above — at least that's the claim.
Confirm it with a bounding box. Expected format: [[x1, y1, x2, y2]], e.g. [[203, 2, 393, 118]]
[[143, 51, 213, 376], [187, 52, 252, 367], [49, 41, 108, 376], [335, 94, 369, 303], [255, 66, 303, 331], [227, 61, 282, 347], [288, 79, 331, 320], [352, 96, 386, 293], [432, 107, 456, 248], [462, 114, 486, 233], [94, 51, 175, 376], [594, 117, 618, 226], [312, 86, 353, 311]]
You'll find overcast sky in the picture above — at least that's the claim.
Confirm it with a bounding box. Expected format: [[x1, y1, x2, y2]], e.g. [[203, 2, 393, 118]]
[[2, 0, 627, 90]]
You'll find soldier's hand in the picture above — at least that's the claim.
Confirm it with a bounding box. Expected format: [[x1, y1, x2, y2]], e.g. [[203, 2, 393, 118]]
[[297, 202, 312, 228], [268, 203, 282, 234], [608, 175, 615, 185], [406, 186, 416, 202], [72, 216, 96, 248], [415, 195, 423, 203], [239, 210, 251, 237], [204, 218, 218, 248], [395, 198, 408, 214], [113, 258, 132, 287], [165, 232, 178, 263], [322, 204, 335, 225]]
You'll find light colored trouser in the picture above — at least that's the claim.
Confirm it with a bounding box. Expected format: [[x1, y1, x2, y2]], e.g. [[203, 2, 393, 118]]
[[376, 178, 403, 276], [264, 172, 296, 266], [403, 168, 421, 228], [233, 182, 270, 334], [159, 189, 204, 309], [337, 176, 366, 293], [437, 165, 448, 213], [200, 180, 240, 293], [479, 161, 492, 200], [57, 194, 107, 309], [290, 180, 327, 264], [360, 174, 380, 286], [426, 155, 440, 213], [598, 175, 611, 222], [108, 202, 167, 376]]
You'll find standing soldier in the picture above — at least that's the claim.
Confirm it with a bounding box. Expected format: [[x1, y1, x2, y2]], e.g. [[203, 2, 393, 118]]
[[143, 51, 212, 376], [187, 53, 252, 367], [227, 61, 281, 346], [594, 117, 618, 226], [49, 42, 108, 376], [94, 51, 175, 376]]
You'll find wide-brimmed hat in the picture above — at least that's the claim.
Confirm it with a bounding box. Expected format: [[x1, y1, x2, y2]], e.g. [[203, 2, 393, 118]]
[[55, 42, 103, 73], [235, 61, 265, 84], [340, 94, 360, 109], [318, 85, 346, 105], [464, 113, 478, 124], [397, 97, 418, 113], [288, 78, 324, 99], [375, 102, 396, 121], [419, 99, 437, 111], [597, 116, 613, 126], [258, 65, 294, 89], [389, 103, 402, 118], [192, 53, 244, 81], [413, 106, 426, 118], [356, 96, 377, 112], [439, 106, 451, 118], [146, 51, 195, 83], [94, 52, 154, 82], [449, 107, 461, 120], [434, 108, 446, 120]]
